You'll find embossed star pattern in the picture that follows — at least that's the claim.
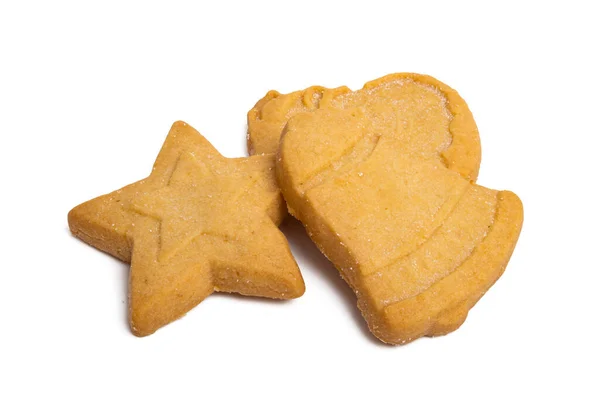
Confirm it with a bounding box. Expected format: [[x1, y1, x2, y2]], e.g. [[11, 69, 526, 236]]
[[68, 121, 304, 336]]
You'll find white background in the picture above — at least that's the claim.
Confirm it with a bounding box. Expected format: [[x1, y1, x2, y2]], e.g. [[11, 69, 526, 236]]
[[1, 1, 598, 402]]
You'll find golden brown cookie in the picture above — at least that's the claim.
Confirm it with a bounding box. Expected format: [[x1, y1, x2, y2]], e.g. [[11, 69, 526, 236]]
[[68, 121, 305, 337], [274, 74, 523, 344], [248, 73, 481, 182]]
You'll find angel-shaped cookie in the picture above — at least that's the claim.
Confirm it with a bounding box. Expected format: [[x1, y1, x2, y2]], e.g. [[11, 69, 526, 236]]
[[250, 74, 523, 344]]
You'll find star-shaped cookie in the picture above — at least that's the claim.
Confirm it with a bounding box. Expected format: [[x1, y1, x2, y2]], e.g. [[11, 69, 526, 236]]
[[68, 121, 305, 336]]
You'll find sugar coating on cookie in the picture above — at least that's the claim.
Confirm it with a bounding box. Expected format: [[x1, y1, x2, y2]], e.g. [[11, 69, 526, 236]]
[[68, 121, 305, 336], [273, 74, 523, 344], [248, 73, 481, 182]]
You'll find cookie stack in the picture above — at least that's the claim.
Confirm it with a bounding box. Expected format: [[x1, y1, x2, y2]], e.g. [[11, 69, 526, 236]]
[[68, 73, 523, 344]]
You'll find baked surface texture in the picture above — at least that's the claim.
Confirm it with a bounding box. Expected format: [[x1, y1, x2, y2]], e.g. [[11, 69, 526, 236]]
[[69, 121, 305, 336], [248, 73, 480, 182], [271, 74, 523, 344]]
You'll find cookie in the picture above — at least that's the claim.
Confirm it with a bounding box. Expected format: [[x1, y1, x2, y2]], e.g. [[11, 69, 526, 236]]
[[68, 121, 305, 336], [274, 74, 523, 344], [247, 73, 480, 182]]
